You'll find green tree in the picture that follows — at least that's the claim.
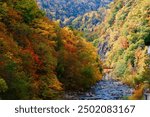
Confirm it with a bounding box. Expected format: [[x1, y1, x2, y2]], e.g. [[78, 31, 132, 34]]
[[0, 77, 8, 93], [15, 0, 45, 23]]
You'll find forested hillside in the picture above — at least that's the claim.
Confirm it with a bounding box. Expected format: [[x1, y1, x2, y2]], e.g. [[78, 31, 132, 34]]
[[98, 0, 150, 99], [0, 0, 149, 100], [37, 0, 112, 40], [70, 8, 107, 41], [0, 0, 102, 99], [37, 0, 112, 24]]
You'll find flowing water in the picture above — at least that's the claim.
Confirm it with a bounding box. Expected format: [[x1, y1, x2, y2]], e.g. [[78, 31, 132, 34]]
[[64, 78, 134, 100]]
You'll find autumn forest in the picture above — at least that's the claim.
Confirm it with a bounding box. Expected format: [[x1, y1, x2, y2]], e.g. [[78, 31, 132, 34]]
[[0, 0, 150, 100]]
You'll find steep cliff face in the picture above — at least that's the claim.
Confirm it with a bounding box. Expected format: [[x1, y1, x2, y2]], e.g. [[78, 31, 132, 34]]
[[98, 0, 150, 85]]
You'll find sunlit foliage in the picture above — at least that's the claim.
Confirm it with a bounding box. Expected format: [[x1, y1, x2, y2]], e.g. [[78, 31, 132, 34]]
[[0, 0, 102, 99], [98, 0, 150, 99]]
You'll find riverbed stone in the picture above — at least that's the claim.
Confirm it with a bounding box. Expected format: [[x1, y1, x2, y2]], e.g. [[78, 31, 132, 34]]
[[64, 79, 133, 100]]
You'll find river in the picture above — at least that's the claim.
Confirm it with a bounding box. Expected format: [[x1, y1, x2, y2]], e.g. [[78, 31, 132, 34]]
[[64, 78, 133, 100]]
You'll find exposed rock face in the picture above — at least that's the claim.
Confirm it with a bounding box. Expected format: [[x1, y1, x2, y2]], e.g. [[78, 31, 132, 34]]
[[148, 46, 150, 55], [98, 41, 109, 60]]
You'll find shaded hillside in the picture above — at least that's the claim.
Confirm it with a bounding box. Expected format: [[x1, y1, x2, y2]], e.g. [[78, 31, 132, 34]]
[[0, 0, 102, 99], [37, 0, 112, 40], [37, 0, 112, 24], [98, 0, 150, 90]]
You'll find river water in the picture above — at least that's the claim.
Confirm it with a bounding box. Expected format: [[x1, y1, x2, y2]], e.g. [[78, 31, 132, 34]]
[[64, 79, 134, 100]]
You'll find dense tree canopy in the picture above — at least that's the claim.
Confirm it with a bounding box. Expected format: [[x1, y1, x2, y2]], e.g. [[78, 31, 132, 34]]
[[37, 0, 112, 41], [98, 0, 150, 99], [0, 0, 102, 99]]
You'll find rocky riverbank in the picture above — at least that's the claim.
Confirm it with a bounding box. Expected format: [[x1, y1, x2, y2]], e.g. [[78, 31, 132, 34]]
[[64, 79, 134, 100]]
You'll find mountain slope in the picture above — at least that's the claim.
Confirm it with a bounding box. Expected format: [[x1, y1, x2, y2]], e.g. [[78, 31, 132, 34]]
[[0, 0, 102, 99], [98, 0, 150, 89], [37, 0, 112, 40], [37, 0, 112, 24], [70, 7, 107, 41]]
